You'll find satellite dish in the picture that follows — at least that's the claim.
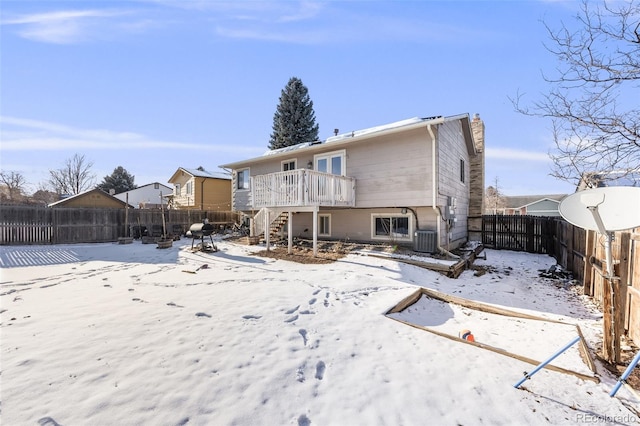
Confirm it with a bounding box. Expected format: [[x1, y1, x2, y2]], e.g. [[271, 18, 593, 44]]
[[559, 187, 640, 232], [559, 186, 640, 279]]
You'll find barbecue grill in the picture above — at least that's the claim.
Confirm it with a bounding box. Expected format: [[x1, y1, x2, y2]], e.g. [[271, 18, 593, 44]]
[[187, 221, 217, 251]]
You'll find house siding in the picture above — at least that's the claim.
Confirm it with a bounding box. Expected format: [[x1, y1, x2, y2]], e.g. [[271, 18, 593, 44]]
[[171, 174, 194, 207], [283, 207, 439, 246], [526, 200, 561, 217], [170, 170, 231, 210], [201, 178, 232, 211], [54, 192, 126, 209], [347, 127, 434, 207], [115, 183, 172, 208], [436, 120, 471, 247], [226, 115, 480, 250], [232, 127, 435, 211]]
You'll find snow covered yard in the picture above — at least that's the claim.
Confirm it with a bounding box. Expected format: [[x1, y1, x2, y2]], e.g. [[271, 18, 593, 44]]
[[1, 240, 638, 425]]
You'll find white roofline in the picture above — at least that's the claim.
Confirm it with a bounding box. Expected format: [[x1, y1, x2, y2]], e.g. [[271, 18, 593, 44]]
[[220, 115, 455, 169]]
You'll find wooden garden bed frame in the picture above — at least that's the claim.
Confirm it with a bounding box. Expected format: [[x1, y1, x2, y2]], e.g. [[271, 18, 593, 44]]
[[386, 287, 599, 383]]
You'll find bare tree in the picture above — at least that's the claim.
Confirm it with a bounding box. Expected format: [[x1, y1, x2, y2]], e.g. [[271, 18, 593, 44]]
[[31, 187, 60, 205], [513, 0, 640, 185], [485, 177, 507, 214], [48, 154, 96, 195], [0, 170, 27, 202]]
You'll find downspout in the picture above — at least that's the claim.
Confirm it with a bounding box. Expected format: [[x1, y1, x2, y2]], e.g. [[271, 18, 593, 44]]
[[200, 179, 204, 211], [427, 122, 460, 260]]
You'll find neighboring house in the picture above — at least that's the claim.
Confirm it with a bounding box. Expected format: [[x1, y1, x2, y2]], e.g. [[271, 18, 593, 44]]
[[220, 113, 485, 254], [48, 188, 135, 209], [114, 182, 173, 209], [167, 167, 232, 211], [577, 169, 640, 191], [493, 194, 567, 217]]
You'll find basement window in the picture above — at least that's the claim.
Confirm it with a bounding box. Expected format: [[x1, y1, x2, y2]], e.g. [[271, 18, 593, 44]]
[[371, 214, 411, 242], [318, 214, 331, 236]]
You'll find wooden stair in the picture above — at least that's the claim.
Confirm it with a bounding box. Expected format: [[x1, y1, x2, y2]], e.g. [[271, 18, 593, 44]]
[[268, 212, 289, 239]]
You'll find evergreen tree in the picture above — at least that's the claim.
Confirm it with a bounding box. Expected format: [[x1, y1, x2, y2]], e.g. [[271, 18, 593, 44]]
[[268, 77, 319, 150], [97, 166, 136, 194]]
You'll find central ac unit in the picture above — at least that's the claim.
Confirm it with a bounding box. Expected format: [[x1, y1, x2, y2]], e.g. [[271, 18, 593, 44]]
[[414, 230, 437, 253]]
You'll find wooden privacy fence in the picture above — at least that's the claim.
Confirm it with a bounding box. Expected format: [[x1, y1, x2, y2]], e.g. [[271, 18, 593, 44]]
[[0, 205, 241, 245], [583, 228, 640, 362], [481, 215, 556, 254], [482, 215, 640, 361]]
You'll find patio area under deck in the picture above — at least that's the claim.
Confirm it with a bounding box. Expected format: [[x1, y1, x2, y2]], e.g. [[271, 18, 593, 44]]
[[259, 205, 321, 256]]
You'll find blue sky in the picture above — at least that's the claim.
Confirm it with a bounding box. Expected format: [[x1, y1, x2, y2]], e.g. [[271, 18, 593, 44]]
[[1, 0, 583, 196]]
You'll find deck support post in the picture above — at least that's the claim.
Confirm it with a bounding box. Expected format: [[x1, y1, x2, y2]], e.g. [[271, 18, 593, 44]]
[[313, 207, 318, 257]]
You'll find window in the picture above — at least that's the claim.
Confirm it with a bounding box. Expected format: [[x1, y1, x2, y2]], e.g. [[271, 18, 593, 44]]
[[174, 183, 181, 195], [371, 214, 411, 241], [315, 150, 345, 175], [460, 159, 465, 183], [282, 160, 296, 171], [186, 182, 193, 195], [318, 214, 331, 236], [237, 169, 250, 190], [154, 183, 159, 189]]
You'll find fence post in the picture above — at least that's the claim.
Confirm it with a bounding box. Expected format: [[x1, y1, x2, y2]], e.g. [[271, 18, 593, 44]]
[[615, 232, 631, 349], [598, 232, 622, 364], [566, 224, 574, 274], [603, 275, 615, 363], [52, 208, 58, 244], [492, 215, 497, 249], [584, 230, 595, 296]]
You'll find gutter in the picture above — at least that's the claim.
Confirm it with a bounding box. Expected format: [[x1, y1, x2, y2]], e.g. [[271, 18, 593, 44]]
[[427, 119, 460, 260]]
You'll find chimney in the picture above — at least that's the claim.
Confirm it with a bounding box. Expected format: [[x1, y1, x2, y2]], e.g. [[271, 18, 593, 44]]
[[334, 129, 339, 136], [471, 113, 485, 154], [468, 113, 485, 241]]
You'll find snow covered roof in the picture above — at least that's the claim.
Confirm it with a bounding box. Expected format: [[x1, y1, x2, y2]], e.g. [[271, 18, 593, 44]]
[[178, 167, 231, 180], [262, 116, 441, 157], [323, 117, 427, 144], [222, 114, 462, 169], [504, 194, 568, 209], [114, 182, 173, 195], [579, 169, 640, 189], [48, 188, 135, 208]]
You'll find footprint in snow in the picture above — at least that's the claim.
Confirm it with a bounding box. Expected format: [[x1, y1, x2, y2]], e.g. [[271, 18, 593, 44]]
[[296, 364, 306, 382], [284, 315, 299, 323], [195, 312, 211, 318], [243, 315, 262, 320], [285, 305, 300, 315], [38, 418, 62, 426], [298, 414, 311, 426], [315, 361, 326, 380]]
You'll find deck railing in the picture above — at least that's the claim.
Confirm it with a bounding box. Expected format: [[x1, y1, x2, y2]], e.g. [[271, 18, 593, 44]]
[[250, 169, 356, 208]]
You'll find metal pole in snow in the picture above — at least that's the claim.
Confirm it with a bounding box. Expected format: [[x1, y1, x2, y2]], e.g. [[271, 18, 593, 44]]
[[513, 336, 581, 389], [610, 350, 640, 397]]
